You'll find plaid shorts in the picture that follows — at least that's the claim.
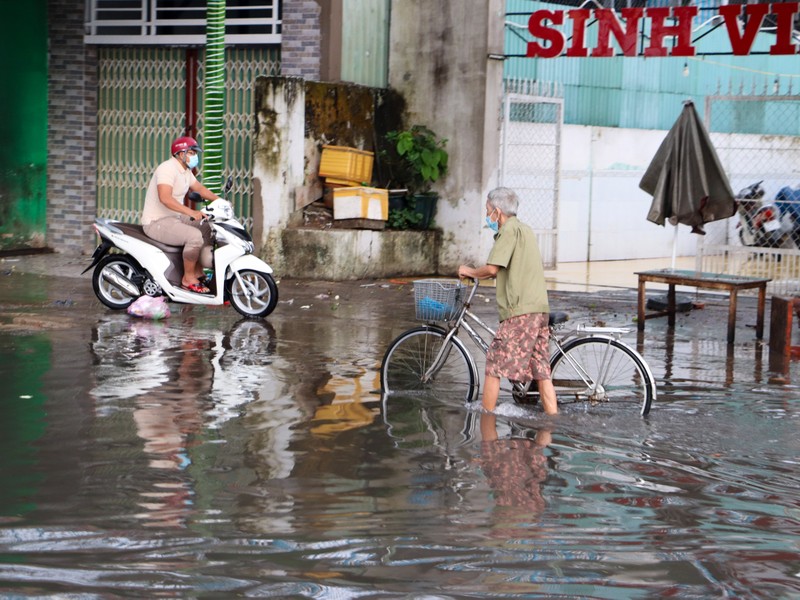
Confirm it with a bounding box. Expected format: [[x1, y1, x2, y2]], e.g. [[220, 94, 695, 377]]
[[485, 313, 551, 382]]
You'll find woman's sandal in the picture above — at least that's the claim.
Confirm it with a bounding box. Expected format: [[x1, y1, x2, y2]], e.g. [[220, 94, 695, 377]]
[[182, 282, 212, 294]]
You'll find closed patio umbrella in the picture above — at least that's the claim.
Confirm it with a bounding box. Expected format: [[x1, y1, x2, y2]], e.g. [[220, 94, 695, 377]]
[[640, 100, 736, 247]]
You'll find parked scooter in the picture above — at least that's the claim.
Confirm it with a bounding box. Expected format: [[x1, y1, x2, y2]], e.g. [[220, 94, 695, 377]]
[[83, 179, 278, 318], [735, 181, 794, 249], [775, 184, 800, 249]]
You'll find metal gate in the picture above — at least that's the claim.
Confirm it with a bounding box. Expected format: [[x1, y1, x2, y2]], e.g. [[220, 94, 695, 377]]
[[499, 79, 563, 269], [96, 46, 279, 226], [699, 91, 800, 295]]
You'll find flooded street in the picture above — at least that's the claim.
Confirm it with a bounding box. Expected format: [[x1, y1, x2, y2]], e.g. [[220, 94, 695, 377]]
[[1, 263, 799, 597]]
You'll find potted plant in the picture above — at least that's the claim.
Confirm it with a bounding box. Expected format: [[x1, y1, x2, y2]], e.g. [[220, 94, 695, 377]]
[[384, 125, 448, 229]]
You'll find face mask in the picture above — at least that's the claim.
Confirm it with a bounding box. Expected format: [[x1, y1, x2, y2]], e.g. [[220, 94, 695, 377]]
[[485, 210, 499, 233], [187, 154, 199, 169]]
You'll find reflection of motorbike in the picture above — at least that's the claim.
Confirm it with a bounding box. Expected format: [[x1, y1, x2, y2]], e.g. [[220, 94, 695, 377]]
[[90, 316, 276, 428], [735, 181, 794, 249], [83, 180, 278, 318]]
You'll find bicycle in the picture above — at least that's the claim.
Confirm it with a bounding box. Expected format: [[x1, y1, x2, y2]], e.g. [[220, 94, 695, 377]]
[[380, 278, 656, 416]]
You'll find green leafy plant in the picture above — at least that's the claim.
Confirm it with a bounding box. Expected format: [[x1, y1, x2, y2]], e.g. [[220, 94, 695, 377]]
[[385, 125, 449, 195], [387, 199, 423, 230]]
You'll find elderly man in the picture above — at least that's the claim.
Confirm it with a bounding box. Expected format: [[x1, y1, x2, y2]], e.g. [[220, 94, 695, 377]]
[[458, 187, 557, 415]]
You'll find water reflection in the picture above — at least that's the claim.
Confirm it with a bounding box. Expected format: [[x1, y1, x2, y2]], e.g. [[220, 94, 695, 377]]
[[311, 361, 380, 436], [89, 316, 278, 528], [637, 327, 769, 399], [479, 413, 551, 515], [91, 317, 277, 427], [0, 335, 48, 518], [132, 336, 209, 527], [2, 280, 800, 596]]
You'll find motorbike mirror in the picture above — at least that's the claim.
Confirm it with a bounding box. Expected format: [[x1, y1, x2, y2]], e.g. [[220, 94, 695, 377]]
[[186, 191, 203, 204], [224, 176, 233, 194]]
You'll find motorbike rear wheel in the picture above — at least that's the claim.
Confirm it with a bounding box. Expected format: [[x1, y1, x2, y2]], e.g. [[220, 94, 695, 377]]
[[226, 270, 278, 318], [92, 255, 142, 309]]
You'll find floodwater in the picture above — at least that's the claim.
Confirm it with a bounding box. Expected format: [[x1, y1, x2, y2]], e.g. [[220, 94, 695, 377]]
[[1, 270, 799, 598]]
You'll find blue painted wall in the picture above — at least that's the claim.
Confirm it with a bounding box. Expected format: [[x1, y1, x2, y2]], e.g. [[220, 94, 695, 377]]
[[505, 0, 800, 133]]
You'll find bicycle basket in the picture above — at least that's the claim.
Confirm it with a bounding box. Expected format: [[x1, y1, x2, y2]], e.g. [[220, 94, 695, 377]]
[[413, 279, 466, 322]]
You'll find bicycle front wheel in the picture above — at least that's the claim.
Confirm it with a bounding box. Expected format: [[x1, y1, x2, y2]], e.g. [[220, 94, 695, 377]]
[[550, 337, 655, 416], [381, 326, 479, 403]]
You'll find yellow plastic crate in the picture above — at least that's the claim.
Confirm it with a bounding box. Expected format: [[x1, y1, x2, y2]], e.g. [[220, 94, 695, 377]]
[[333, 187, 388, 221], [319, 145, 374, 184]]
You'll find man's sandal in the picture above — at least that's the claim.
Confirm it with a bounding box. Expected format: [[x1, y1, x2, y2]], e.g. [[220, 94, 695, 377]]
[[182, 282, 212, 294]]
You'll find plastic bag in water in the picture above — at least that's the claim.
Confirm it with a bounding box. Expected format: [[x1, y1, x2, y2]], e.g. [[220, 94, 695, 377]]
[[127, 296, 171, 320]]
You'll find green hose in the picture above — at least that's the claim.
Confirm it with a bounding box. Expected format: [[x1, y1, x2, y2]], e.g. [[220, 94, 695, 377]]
[[203, 0, 225, 194]]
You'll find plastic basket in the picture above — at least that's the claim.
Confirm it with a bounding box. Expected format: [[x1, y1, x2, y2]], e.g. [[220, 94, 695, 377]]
[[413, 279, 466, 322]]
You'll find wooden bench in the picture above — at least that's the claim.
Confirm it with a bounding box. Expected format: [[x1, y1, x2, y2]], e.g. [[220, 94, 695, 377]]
[[636, 269, 770, 344]]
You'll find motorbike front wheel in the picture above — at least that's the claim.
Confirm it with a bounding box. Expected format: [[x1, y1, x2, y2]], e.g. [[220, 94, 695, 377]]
[[226, 270, 278, 318], [92, 255, 142, 309]]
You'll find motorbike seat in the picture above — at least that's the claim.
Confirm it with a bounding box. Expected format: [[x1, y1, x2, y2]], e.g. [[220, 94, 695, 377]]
[[115, 222, 184, 254]]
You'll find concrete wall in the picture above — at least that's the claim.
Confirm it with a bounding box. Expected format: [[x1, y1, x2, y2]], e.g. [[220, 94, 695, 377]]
[[279, 229, 439, 279], [558, 125, 686, 263], [387, 0, 506, 273], [252, 77, 424, 280]]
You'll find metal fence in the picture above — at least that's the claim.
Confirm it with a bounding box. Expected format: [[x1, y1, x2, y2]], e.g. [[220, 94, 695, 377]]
[[699, 92, 800, 296], [96, 46, 280, 226], [499, 78, 563, 269]]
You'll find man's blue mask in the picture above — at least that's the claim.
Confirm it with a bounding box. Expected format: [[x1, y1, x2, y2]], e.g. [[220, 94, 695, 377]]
[[485, 208, 499, 233]]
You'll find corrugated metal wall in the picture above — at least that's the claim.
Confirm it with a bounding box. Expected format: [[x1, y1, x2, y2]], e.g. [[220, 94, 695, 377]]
[[505, 0, 800, 132], [341, 0, 390, 87]]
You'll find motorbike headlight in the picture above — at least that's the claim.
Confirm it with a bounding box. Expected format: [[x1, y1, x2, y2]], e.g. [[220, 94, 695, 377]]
[[206, 199, 234, 221]]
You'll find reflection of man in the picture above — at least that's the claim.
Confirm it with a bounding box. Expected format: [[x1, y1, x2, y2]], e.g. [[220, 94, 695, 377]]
[[479, 413, 551, 513], [133, 337, 211, 528]]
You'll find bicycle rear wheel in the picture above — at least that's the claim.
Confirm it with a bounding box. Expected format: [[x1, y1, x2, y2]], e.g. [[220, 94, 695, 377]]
[[380, 326, 479, 403], [550, 337, 654, 416]]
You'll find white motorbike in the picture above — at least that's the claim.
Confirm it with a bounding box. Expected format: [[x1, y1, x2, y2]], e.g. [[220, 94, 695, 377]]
[[83, 184, 278, 318]]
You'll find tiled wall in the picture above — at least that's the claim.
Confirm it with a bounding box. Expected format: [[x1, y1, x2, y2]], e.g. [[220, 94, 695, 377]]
[[280, 0, 322, 80], [47, 0, 98, 254]]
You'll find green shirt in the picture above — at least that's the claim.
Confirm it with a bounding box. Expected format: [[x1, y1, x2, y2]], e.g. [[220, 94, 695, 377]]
[[486, 216, 550, 322]]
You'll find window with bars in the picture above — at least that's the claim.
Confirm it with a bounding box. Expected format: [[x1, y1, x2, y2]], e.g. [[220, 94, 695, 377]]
[[84, 0, 282, 45]]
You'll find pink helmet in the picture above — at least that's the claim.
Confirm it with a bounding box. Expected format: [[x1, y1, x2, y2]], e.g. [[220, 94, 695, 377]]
[[171, 136, 201, 155]]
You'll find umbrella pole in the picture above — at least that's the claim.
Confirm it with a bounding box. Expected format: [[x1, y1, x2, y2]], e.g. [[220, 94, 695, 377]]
[[671, 225, 678, 270]]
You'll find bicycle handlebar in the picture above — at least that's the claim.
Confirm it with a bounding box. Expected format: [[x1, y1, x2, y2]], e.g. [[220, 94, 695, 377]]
[[461, 277, 481, 306]]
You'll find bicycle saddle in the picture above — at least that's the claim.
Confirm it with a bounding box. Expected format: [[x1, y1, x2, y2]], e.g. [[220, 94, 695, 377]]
[[549, 312, 569, 326]]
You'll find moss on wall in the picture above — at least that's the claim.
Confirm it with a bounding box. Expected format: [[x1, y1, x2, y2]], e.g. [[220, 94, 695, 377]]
[[304, 81, 405, 187]]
